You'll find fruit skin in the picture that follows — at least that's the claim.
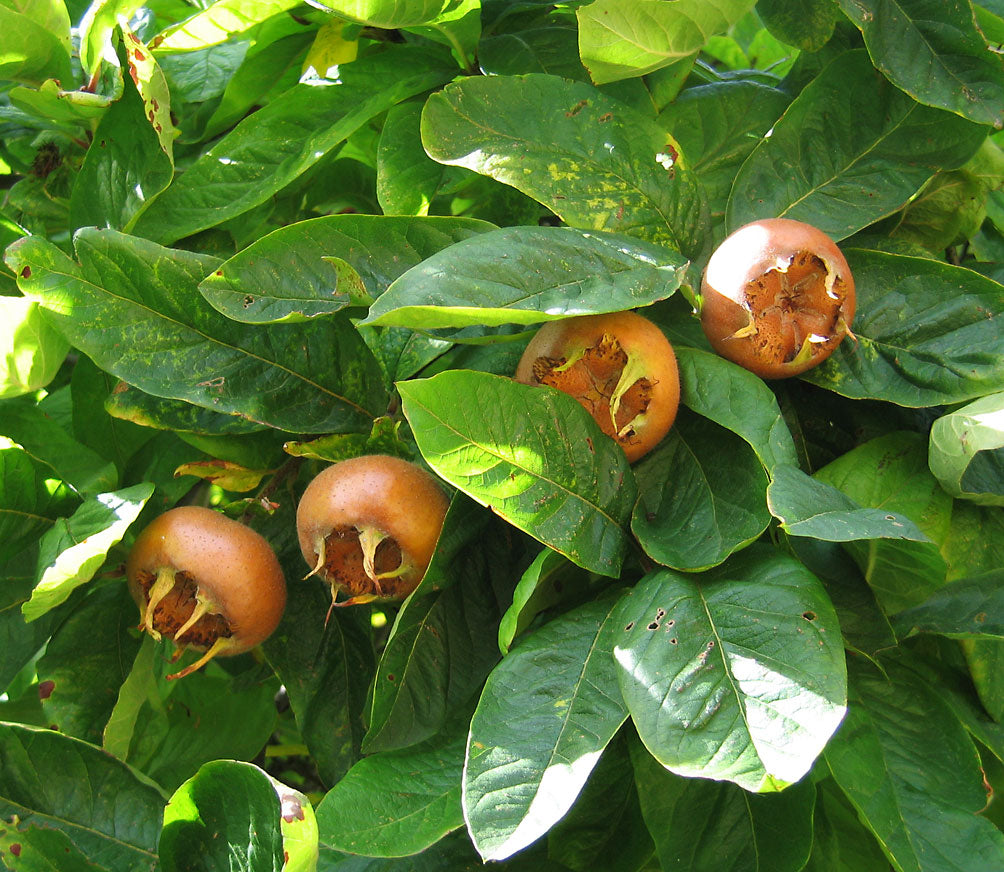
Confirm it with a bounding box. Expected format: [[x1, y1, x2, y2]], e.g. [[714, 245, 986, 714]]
[[514, 310, 680, 463], [700, 218, 856, 379], [126, 506, 286, 679], [296, 454, 449, 606]]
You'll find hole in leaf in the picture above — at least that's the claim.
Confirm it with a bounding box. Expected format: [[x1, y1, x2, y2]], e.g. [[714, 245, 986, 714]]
[[802, 611, 817, 621]]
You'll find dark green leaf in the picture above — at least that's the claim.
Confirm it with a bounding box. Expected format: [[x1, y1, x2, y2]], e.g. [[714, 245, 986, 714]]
[[0, 821, 108, 872], [814, 431, 951, 612], [576, 0, 757, 85], [199, 214, 494, 324], [0, 722, 164, 870], [399, 371, 636, 577], [825, 659, 1004, 872], [893, 570, 1004, 639], [316, 718, 466, 857], [363, 226, 688, 330], [7, 230, 388, 434], [756, 0, 839, 51], [104, 382, 267, 436], [807, 250, 1004, 405], [362, 500, 511, 753], [630, 735, 816, 872], [133, 46, 455, 243], [675, 346, 799, 473], [929, 392, 1004, 505], [728, 50, 989, 239], [264, 580, 375, 786], [631, 408, 770, 571], [464, 592, 628, 861], [767, 463, 929, 542], [835, 0, 1004, 127], [804, 778, 892, 872], [613, 546, 847, 791], [422, 73, 709, 260], [159, 760, 284, 872], [376, 101, 453, 216], [317, 828, 482, 870]]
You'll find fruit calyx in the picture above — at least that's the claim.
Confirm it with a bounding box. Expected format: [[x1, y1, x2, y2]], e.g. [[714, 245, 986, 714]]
[[531, 332, 654, 444], [134, 565, 243, 680], [729, 249, 850, 366]]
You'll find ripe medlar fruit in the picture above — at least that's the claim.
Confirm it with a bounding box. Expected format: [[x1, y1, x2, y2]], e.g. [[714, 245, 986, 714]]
[[700, 218, 856, 379], [515, 310, 680, 463], [126, 506, 286, 680], [296, 454, 449, 608]]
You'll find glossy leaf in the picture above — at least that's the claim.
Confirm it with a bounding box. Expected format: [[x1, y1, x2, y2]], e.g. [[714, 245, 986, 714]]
[[826, 660, 1004, 872], [0, 722, 164, 870], [422, 73, 709, 260], [376, 101, 453, 216], [835, 0, 1004, 128], [199, 214, 494, 323], [134, 46, 455, 243], [631, 737, 816, 872], [22, 482, 153, 620], [363, 226, 688, 329], [815, 431, 952, 613], [316, 719, 466, 857], [7, 230, 388, 435], [464, 592, 628, 861], [806, 249, 1004, 406], [612, 547, 847, 791], [767, 463, 929, 542], [893, 570, 1004, 639], [576, 0, 757, 85], [399, 371, 636, 577], [631, 408, 770, 571], [674, 346, 799, 474], [151, 0, 303, 52], [159, 760, 284, 872], [728, 50, 989, 239], [928, 392, 1004, 505]]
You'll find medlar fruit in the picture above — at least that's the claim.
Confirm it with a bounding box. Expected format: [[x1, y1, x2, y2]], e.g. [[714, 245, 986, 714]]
[[515, 310, 680, 463], [126, 506, 286, 680], [700, 218, 855, 379]]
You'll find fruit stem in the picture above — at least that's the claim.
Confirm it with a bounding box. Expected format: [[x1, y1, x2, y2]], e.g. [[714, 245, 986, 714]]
[[143, 567, 177, 641]]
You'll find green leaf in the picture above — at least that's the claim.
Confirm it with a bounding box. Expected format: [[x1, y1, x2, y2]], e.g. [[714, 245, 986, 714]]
[[309, 0, 470, 28], [150, 0, 303, 52], [674, 346, 799, 474], [199, 214, 494, 323], [22, 482, 153, 621], [35, 586, 143, 745], [612, 546, 847, 792], [0, 722, 164, 870], [814, 431, 951, 613], [399, 371, 636, 577], [893, 570, 1004, 639], [133, 46, 455, 243], [825, 659, 1004, 872], [631, 408, 771, 571], [0, 2, 73, 86], [316, 719, 466, 857], [576, 0, 757, 85], [363, 226, 688, 330], [834, 0, 1004, 128], [263, 580, 375, 786], [104, 382, 267, 435], [756, 0, 839, 51], [767, 463, 930, 542], [363, 500, 509, 754], [464, 592, 628, 861], [422, 73, 709, 260], [159, 760, 284, 872], [727, 50, 989, 239], [631, 736, 816, 872], [0, 821, 109, 872], [0, 295, 68, 400], [270, 776, 319, 872], [805, 778, 892, 872], [929, 392, 1004, 505], [377, 101, 452, 216], [6, 230, 388, 434], [805, 250, 1004, 406]]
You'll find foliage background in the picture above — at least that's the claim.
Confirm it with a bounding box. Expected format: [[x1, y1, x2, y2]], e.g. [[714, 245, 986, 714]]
[[1, 0, 1004, 870]]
